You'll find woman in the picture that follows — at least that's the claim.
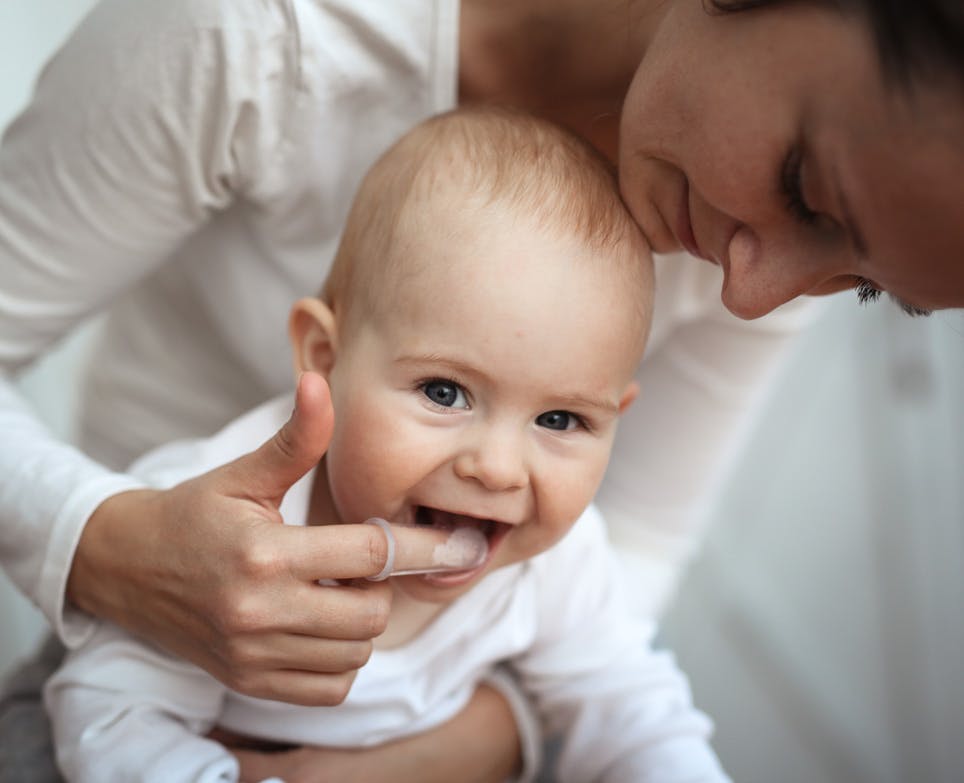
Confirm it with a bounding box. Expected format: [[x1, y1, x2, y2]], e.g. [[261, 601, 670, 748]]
[[1, 0, 961, 779]]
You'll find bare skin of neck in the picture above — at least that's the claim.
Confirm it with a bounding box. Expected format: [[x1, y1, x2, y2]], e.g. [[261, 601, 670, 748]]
[[458, 0, 663, 163]]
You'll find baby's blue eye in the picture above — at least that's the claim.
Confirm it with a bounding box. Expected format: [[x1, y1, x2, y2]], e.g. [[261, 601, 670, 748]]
[[536, 410, 577, 431], [422, 380, 468, 409]]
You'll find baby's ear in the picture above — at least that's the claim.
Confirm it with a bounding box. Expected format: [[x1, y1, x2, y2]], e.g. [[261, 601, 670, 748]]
[[618, 381, 639, 415], [289, 298, 339, 377]]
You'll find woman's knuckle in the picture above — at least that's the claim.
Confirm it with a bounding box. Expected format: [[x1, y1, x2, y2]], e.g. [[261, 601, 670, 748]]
[[236, 541, 284, 581], [235, 674, 273, 700], [222, 666, 254, 694], [272, 424, 297, 461], [361, 594, 391, 636], [219, 595, 265, 636], [327, 673, 355, 705], [226, 639, 261, 669], [346, 640, 373, 669]]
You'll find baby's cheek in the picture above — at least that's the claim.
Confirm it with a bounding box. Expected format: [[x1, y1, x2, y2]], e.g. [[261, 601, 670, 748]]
[[324, 447, 368, 521], [545, 461, 610, 539], [564, 457, 608, 510], [325, 409, 401, 513], [542, 477, 600, 539]]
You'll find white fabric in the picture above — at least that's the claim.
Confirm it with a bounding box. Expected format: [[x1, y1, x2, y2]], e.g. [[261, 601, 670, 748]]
[[46, 396, 731, 783], [0, 0, 812, 644]]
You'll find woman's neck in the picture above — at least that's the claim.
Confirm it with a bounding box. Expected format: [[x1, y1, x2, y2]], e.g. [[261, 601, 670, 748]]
[[458, 0, 664, 162]]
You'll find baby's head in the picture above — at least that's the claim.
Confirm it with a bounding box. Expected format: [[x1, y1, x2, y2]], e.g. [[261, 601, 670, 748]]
[[290, 106, 653, 602], [320, 105, 653, 343]]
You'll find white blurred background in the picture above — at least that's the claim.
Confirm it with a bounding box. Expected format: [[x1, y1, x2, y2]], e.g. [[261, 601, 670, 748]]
[[3, 3, 963, 782]]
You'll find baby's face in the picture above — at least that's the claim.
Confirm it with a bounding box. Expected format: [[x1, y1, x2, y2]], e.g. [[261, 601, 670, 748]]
[[323, 205, 648, 603]]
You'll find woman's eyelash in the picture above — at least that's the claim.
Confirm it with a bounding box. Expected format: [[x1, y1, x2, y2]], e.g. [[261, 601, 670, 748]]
[[781, 145, 819, 226], [854, 277, 882, 305], [853, 278, 931, 317]]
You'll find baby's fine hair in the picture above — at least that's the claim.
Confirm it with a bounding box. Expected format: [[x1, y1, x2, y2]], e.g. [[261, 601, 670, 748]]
[[323, 106, 648, 318]]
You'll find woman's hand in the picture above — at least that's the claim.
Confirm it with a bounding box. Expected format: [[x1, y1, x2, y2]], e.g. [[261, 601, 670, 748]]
[[66, 373, 461, 705], [228, 683, 522, 783]]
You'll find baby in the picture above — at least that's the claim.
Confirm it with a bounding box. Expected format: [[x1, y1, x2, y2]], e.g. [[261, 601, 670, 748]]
[[46, 107, 729, 782]]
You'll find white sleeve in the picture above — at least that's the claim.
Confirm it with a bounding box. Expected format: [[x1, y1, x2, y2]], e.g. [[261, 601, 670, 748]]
[[516, 509, 731, 783], [0, 0, 301, 643], [598, 254, 818, 618], [44, 624, 240, 783]]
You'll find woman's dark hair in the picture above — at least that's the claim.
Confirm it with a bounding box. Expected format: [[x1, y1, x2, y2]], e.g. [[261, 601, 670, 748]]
[[709, 0, 964, 88]]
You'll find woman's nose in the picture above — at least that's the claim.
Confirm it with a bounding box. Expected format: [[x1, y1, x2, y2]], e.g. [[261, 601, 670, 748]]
[[453, 430, 529, 492], [721, 225, 845, 319]]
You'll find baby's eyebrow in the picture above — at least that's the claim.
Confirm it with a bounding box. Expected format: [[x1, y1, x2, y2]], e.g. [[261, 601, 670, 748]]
[[395, 353, 479, 375], [549, 393, 620, 414]]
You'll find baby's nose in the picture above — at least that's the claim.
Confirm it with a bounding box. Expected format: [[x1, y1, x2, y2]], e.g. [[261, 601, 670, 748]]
[[453, 431, 528, 492]]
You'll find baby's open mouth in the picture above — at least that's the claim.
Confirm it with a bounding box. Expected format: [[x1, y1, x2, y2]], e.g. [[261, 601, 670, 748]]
[[413, 505, 509, 547]]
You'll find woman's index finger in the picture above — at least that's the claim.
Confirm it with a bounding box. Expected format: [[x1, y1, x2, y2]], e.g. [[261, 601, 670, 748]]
[[285, 522, 486, 581]]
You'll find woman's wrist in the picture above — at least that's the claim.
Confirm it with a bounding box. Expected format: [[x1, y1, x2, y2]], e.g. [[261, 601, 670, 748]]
[[66, 488, 162, 624]]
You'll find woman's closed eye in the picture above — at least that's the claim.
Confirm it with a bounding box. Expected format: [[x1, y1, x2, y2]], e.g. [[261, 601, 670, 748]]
[[781, 144, 820, 226], [421, 379, 469, 409], [781, 143, 847, 242], [535, 410, 584, 432]]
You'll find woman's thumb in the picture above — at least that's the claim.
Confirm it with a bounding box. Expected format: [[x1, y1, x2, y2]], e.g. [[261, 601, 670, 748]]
[[227, 372, 335, 504]]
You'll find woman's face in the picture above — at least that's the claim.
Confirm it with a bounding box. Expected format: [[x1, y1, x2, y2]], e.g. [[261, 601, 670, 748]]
[[619, 1, 964, 318]]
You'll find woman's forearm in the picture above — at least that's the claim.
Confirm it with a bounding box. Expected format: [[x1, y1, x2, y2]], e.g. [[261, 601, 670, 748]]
[[232, 683, 523, 783]]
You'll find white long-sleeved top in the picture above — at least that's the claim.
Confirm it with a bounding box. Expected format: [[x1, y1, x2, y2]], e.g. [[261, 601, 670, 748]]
[[46, 395, 731, 783], [0, 0, 813, 645]]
